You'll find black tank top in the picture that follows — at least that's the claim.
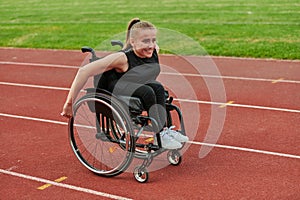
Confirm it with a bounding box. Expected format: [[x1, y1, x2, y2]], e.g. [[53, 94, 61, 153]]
[[116, 48, 161, 83], [95, 48, 160, 91]]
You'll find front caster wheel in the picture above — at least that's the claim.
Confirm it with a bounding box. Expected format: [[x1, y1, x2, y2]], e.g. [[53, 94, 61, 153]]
[[167, 150, 182, 166], [133, 166, 149, 183]]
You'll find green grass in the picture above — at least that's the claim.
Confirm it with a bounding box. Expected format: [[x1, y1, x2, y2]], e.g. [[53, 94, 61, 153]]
[[1, 0, 299, 59]]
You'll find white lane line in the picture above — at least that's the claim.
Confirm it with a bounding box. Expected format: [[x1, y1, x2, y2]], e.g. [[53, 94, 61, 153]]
[[0, 61, 79, 69], [162, 72, 300, 84], [189, 141, 300, 160], [175, 98, 300, 113], [1, 113, 300, 160], [0, 169, 132, 200], [1, 81, 299, 113], [1, 61, 300, 84], [0, 113, 68, 125], [0, 81, 70, 91]]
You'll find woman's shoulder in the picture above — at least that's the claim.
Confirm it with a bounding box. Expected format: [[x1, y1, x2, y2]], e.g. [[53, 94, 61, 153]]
[[100, 51, 128, 72], [108, 51, 127, 62]]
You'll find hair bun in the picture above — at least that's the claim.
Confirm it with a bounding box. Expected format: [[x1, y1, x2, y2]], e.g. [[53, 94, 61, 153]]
[[128, 18, 140, 30]]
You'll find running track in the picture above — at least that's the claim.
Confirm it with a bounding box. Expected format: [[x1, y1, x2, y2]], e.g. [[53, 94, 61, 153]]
[[0, 48, 299, 199]]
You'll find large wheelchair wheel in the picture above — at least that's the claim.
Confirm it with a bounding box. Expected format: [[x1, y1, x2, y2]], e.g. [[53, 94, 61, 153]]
[[69, 92, 135, 177]]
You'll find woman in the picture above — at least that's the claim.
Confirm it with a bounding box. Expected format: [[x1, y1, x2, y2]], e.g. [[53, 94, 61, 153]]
[[61, 18, 188, 149]]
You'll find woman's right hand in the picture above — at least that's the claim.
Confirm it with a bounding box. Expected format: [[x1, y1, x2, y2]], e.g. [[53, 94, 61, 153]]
[[61, 102, 73, 118]]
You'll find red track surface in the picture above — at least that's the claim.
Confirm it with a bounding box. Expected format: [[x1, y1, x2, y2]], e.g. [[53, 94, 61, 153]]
[[1, 48, 300, 199]]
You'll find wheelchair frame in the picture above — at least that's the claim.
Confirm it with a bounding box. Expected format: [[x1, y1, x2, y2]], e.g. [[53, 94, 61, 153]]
[[68, 41, 187, 183]]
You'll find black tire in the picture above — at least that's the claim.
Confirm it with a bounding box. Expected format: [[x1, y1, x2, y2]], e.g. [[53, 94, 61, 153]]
[[69, 92, 135, 177]]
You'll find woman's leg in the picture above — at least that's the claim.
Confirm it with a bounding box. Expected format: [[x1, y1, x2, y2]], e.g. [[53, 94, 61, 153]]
[[132, 82, 166, 132], [108, 80, 183, 149], [144, 81, 166, 130], [109, 80, 166, 131], [145, 81, 166, 110]]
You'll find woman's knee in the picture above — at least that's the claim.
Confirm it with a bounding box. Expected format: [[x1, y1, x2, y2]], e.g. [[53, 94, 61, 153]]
[[147, 82, 164, 94], [134, 85, 156, 104]]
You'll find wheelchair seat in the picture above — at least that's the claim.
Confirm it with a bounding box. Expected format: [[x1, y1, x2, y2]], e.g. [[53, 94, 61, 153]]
[[85, 88, 144, 115], [85, 87, 170, 118], [117, 95, 144, 115]]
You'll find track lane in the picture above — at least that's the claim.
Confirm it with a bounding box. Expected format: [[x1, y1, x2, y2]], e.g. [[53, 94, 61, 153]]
[[0, 64, 77, 88], [1, 83, 299, 157], [0, 48, 87, 66], [1, 63, 300, 111]]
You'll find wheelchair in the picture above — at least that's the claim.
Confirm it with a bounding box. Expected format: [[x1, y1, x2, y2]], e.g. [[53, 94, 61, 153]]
[[68, 41, 187, 183]]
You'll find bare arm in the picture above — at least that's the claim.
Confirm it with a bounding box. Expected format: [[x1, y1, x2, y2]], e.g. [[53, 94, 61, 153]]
[[61, 52, 127, 117]]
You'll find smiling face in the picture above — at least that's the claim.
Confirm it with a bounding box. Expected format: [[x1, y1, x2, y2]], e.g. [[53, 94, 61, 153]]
[[130, 28, 157, 58]]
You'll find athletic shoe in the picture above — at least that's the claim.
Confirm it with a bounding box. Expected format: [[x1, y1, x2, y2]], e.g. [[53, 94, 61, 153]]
[[166, 126, 189, 143], [155, 128, 182, 149]]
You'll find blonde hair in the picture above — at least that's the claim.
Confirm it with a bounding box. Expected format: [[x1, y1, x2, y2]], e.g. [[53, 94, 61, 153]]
[[124, 18, 156, 49]]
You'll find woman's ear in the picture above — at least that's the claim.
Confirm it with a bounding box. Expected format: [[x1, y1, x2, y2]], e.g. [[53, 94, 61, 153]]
[[156, 44, 160, 53], [130, 38, 135, 48]]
